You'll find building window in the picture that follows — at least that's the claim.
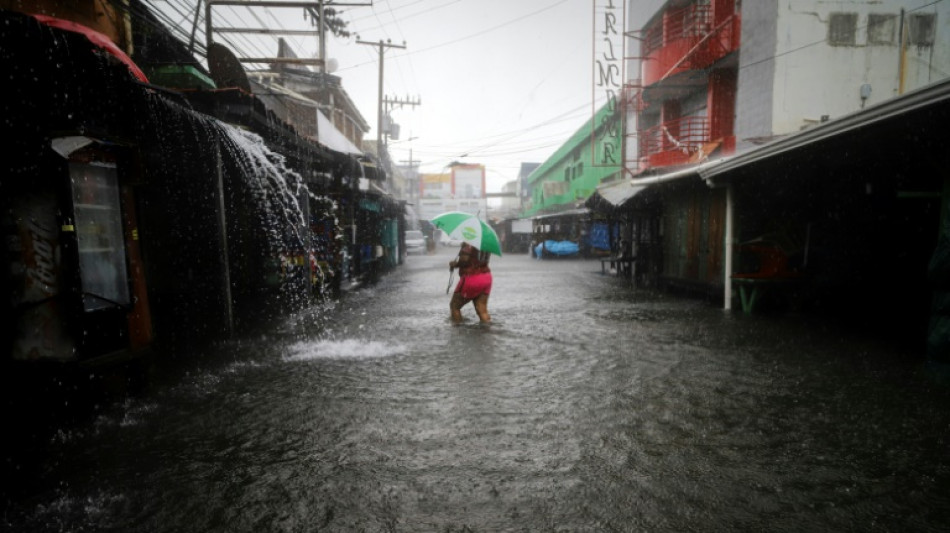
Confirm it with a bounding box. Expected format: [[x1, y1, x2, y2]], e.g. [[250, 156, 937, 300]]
[[909, 13, 936, 46], [564, 167, 571, 181], [867, 14, 897, 44], [575, 162, 584, 179], [828, 12, 857, 46]]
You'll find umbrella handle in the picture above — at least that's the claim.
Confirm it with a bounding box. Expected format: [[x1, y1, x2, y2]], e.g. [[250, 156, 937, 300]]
[[446, 253, 459, 294]]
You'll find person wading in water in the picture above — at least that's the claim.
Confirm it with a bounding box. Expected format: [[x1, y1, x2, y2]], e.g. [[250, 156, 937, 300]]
[[448, 242, 492, 324]]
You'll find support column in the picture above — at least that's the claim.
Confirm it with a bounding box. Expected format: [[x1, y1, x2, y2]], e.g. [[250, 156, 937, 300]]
[[723, 183, 734, 310]]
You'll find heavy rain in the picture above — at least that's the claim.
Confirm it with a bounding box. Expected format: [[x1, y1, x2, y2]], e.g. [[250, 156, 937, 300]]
[[3, 1, 950, 532]]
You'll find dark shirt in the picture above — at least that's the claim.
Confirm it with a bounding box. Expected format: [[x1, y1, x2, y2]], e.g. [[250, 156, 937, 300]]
[[458, 243, 491, 276]]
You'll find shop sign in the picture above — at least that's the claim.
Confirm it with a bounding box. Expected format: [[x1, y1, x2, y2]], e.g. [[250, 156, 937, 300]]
[[592, 0, 624, 167]]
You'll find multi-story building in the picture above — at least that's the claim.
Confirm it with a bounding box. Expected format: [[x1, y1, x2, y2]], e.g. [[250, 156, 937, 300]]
[[616, 0, 950, 295], [734, 1, 948, 150], [523, 103, 623, 216], [516, 162, 540, 210], [417, 164, 488, 222], [629, 0, 949, 170], [628, 0, 741, 173]]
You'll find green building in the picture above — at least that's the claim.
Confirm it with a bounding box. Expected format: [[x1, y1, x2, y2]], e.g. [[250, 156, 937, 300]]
[[523, 102, 622, 217]]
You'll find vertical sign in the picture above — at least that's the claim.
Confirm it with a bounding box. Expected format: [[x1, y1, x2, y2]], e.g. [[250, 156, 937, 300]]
[[592, 0, 624, 167]]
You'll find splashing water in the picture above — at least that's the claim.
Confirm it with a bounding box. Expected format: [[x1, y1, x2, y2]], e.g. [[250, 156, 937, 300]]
[[284, 339, 407, 361]]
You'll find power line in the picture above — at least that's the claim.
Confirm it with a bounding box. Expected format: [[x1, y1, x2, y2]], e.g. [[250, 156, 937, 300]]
[[336, 0, 570, 71]]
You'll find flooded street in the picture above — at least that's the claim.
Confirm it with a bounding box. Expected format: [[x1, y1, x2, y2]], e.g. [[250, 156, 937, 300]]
[[5, 247, 950, 532]]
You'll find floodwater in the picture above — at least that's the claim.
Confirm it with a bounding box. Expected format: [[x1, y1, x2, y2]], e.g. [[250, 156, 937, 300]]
[[4, 246, 950, 532]]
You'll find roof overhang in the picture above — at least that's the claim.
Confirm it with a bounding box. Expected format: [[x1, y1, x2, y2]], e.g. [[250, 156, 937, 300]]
[[531, 207, 589, 220], [699, 78, 950, 188], [589, 179, 649, 207]]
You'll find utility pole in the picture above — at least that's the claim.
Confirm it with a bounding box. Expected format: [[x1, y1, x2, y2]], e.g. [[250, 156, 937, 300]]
[[382, 95, 422, 141], [400, 147, 421, 205], [356, 38, 406, 150]]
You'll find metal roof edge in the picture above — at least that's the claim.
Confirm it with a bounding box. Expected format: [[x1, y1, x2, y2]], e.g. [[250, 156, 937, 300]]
[[698, 78, 950, 182], [530, 207, 590, 220], [630, 162, 712, 186]]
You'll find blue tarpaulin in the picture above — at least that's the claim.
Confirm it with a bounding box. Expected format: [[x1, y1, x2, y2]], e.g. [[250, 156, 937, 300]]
[[588, 223, 610, 251], [535, 240, 579, 258]]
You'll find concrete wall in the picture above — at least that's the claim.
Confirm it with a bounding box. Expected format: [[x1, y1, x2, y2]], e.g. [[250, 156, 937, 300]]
[[765, 0, 949, 137], [734, 0, 778, 150]]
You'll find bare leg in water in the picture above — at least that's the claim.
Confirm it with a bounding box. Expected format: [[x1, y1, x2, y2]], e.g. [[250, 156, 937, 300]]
[[473, 294, 491, 323], [450, 293, 490, 324], [450, 292, 466, 323]]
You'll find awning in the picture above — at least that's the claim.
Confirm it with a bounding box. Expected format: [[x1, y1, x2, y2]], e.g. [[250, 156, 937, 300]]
[[699, 78, 950, 187], [358, 157, 386, 181], [531, 207, 589, 220], [591, 180, 649, 207], [586, 166, 709, 213], [317, 109, 363, 156]]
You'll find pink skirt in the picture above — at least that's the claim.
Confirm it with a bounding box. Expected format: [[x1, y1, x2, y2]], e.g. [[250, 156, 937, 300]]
[[455, 271, 492, 299]]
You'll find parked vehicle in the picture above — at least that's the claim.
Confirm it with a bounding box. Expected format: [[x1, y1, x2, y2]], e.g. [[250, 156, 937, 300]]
[[405, 230, 428, 255]]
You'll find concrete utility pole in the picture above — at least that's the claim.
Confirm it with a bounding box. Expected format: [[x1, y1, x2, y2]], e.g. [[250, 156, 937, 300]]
[[356, 38, 406, 150]]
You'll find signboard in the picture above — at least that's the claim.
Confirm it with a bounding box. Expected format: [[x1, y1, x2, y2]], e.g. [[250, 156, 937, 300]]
[[512, 219, 533, 234], [592, 0, 625, 167]]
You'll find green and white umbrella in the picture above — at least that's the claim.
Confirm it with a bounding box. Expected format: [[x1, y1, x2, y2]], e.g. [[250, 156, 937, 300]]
[[430, 211, 502, 256]]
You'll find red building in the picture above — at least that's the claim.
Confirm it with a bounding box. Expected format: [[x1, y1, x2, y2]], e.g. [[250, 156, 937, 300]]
[[631, 0, 740, 172]]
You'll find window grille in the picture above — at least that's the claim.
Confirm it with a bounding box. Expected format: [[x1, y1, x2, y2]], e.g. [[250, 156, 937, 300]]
[[828, 13, 858, 46], [867, 14, 897, 45], [909, 13, 936, 46]]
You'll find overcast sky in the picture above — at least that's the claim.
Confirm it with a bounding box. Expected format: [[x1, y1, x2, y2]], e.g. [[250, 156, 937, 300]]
[[196, 0, 610, 192]]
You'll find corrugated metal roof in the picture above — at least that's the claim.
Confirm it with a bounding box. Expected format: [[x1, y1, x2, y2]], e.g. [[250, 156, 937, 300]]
[[594, 180, 649, 206]]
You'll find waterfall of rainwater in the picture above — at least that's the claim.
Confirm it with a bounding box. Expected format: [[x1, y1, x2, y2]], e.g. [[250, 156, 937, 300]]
[[217, 123, 308, 253], [140, 91, 340, 315]]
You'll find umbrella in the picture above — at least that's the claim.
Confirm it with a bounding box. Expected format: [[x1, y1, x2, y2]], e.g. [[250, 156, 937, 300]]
[[430, 211, 502, 256]]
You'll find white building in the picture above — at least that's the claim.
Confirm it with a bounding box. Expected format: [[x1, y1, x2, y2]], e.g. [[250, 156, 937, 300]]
[[417, 164, 488, 221], [624, 0, 950, 169], [735, 0, 949, 151]]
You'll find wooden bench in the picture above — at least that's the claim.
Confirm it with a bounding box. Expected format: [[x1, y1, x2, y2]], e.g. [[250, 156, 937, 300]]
[[600, 256, 635, 277]]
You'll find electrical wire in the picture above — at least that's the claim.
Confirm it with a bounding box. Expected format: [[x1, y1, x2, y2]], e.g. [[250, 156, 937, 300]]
[[336, 0, 570, 71]]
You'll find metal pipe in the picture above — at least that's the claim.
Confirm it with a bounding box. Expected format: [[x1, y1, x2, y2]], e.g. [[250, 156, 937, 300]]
[[377, 41, 384, 149], [318, 0, 327, 73], [723, 183, 733, 311], [898, 8, 907, 95]]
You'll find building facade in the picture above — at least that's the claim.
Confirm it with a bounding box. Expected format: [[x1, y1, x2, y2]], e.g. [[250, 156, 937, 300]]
[[417, 164, 488, 222], [620, 0, 950, 296], [734, 0, 949, 151], [523, 103, 622, 217]]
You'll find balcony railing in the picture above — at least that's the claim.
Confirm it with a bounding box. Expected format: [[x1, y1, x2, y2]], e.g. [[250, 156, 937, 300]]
[[639, 115, 709, 164], [640, 2, 738, 85], [642, 3, 712, 57]]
